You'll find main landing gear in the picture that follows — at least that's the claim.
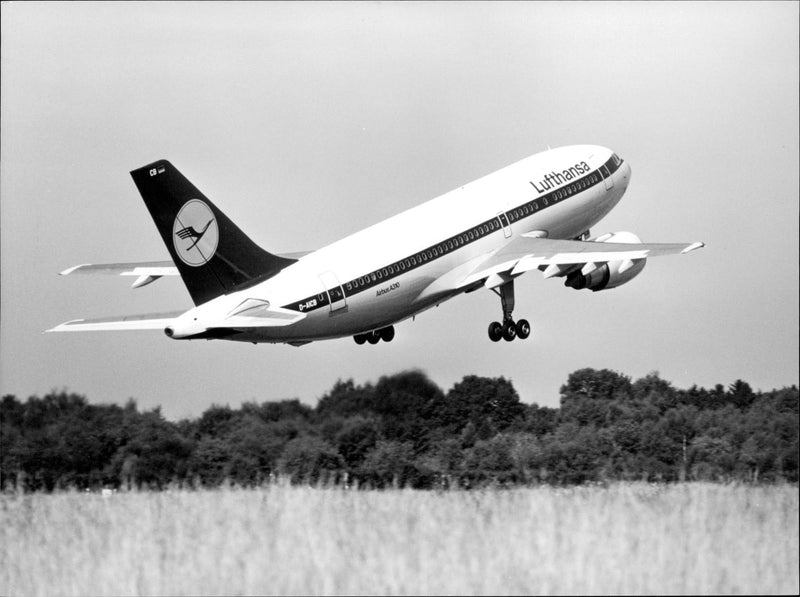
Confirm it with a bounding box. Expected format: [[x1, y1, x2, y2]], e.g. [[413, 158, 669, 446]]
[[353, 326, 395, 345], [487, 280, 531, 342]]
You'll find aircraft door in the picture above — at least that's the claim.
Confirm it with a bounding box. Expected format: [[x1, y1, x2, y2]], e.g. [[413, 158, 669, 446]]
[[600, 163, 614, 191], [319, 271, 347, 313], [496, 212, 512, 238]]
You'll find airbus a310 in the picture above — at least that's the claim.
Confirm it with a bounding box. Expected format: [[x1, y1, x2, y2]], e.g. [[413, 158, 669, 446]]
[[48, 145, 704, 345]]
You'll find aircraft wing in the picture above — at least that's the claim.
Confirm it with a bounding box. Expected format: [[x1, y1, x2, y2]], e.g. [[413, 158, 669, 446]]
[[46, 311, 185, 333], [459, 233, 705, 289]]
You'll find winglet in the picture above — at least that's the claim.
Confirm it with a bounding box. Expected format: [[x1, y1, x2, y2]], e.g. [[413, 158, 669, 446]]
[[681, 242, 705, 254]]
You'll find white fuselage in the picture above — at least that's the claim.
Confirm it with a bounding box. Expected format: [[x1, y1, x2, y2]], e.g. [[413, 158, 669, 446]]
[[171, 145, 631, 343]]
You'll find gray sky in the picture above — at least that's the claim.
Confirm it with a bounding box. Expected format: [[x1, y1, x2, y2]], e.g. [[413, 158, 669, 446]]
[[2, 1, 798, 419]]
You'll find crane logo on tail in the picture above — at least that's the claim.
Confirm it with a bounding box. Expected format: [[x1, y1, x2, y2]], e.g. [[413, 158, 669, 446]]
[[173, 200, 218, 266]]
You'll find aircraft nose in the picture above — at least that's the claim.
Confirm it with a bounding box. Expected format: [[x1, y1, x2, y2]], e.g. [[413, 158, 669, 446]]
[[619, 159, 632, 189]]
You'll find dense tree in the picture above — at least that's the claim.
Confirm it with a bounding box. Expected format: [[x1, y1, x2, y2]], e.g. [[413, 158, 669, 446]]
[[334, 417, 379, 469], [360, 440, 425, 488], [560, 368, 633, 403], [371, 371, 444, 450], [117, 409, 193, 488], [315, 379, 376, 419], [1, 371, 796, 490], [277, 436, 344, 484], [436, 376, 525, 439]]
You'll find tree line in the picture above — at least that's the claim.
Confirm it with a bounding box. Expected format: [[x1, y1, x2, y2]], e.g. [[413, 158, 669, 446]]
[[1, 369, 797, 491]]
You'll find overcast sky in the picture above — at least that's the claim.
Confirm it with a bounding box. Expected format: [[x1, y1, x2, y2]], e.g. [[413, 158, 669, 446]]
[[2, 1, 797, 419]]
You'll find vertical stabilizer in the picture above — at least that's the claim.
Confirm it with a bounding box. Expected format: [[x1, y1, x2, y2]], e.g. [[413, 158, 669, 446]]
[[130, 160, 296, 305]]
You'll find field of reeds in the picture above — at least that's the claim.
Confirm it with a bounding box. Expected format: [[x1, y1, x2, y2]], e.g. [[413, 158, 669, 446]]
[[1, 482, 797, 596]]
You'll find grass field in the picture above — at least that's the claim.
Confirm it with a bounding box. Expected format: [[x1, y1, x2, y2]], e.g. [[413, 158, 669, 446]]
[[1, 482, 797, 596]]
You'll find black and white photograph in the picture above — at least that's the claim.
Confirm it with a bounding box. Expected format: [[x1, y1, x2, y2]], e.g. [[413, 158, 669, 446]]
[[1, 1, 798, 595]]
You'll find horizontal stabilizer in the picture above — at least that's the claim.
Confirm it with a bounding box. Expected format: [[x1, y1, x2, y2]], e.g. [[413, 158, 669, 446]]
[[60, 261, 179, 276], [58, 253, 311, 289], [46, 311, 184, 333]]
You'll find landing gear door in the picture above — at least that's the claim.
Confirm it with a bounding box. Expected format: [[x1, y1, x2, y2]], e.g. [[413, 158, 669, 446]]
[[319, 271, 347, 313]]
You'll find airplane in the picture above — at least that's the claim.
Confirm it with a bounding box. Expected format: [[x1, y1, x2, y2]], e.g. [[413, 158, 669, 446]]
[[47, 145, 704, 345]]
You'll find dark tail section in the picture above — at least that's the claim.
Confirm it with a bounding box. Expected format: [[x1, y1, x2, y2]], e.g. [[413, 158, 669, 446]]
[[131, 160, 296, 305]]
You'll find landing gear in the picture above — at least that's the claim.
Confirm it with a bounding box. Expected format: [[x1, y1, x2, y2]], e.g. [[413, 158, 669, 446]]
[[353, 326, 395, 345], [515, 318, 531, 340], [487, 280, 532, 342]]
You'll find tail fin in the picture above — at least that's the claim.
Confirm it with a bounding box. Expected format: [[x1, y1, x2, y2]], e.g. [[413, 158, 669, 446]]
[[130, 160, 296, 305]]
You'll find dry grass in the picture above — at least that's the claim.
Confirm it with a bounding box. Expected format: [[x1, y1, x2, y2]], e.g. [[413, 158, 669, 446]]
[[1, 482, 797, 596]]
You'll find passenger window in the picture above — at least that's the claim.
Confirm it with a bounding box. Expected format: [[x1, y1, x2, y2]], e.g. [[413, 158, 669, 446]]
[[370, 273, 377, 282], [388, 265, 394, 275], [469, 231, 474, 240]]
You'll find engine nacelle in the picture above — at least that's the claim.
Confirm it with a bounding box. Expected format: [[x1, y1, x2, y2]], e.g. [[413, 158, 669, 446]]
[[565, 231, 647, 292]]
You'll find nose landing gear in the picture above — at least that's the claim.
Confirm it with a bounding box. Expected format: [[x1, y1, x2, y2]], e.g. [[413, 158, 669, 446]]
[[487, 280, 531, 342]]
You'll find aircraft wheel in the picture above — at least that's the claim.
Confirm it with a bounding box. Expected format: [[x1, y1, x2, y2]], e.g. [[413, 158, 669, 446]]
[[379, 326, 395, 342], [502, 320, 517, 342], [367, 331, 380, 345], [488, 321, 503, 342], [515, 319, 531, 340], [354, 334, 367, 345]]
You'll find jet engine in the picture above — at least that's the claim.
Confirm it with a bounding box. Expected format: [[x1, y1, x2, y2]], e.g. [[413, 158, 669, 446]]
[[564, 231, 647, 291]]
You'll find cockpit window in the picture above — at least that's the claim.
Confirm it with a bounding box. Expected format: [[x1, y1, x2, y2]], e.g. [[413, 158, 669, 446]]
[[611, 153, 621, 166]]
